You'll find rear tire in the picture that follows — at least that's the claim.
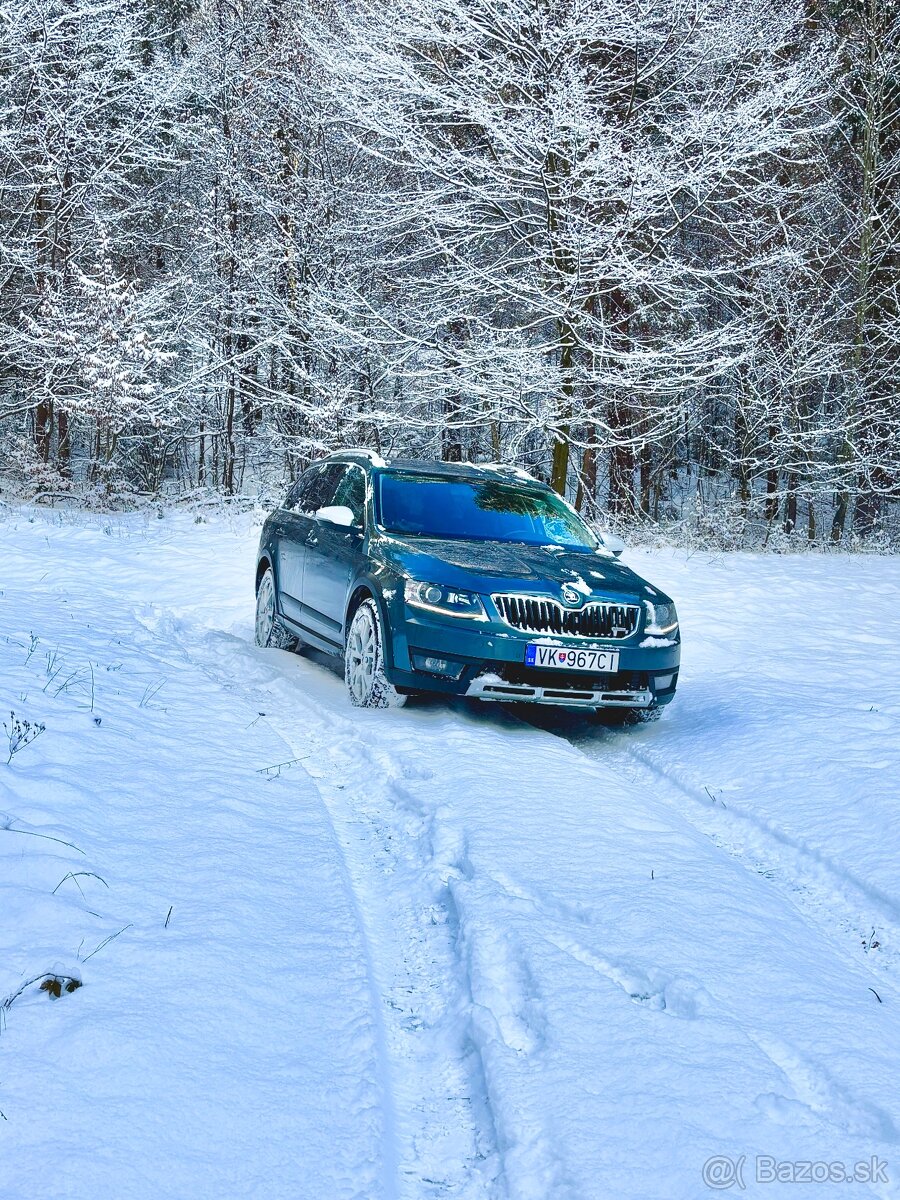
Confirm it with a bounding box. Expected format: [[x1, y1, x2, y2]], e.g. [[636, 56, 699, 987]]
[[344, 598, 406, 709], [255, 567, 297, 650]]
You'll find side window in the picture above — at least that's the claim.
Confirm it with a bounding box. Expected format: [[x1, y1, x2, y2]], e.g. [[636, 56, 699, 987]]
[[331, 466, 367, 527], [285, 464, 343, 514], [304, 463, 344, 514], [284, 467, 319, 512]]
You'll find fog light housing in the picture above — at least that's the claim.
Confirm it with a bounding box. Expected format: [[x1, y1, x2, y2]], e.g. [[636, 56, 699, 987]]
[[412, 653, 465, 679], [655, 673, 674, 690]]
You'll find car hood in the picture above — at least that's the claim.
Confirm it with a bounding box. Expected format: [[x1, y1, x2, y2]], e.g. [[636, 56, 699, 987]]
[[375, 534, 667, 603]]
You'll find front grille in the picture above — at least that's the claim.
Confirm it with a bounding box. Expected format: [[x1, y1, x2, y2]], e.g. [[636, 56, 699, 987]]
[[493, 594, 640, 640]]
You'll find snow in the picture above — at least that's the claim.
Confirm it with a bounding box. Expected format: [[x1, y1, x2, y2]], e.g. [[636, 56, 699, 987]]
[[2, 508, 900, 1199], [340, 447, 388, 468], [469, 463, 538, 483], [561, 574, 592, 596]]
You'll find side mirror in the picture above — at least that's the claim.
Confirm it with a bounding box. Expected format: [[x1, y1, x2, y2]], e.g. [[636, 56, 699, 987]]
[[597, 529, 625, 558], [315, 504, 357, 529]]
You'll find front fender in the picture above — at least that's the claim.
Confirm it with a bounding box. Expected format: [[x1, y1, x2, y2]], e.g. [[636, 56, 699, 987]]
[[256, 527, 280, 588], [346, 565, 409, 673]]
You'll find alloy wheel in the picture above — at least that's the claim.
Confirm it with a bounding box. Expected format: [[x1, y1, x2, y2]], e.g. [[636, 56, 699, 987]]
[[346, 606, 377, 704], [255, 571, 276, 647]]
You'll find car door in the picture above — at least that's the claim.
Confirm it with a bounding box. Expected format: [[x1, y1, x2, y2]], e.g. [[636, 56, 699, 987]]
[[273, 464, 340, 624], [300, 464, 368, 647]]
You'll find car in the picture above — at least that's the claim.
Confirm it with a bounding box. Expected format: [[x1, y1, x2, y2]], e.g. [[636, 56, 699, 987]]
[[254, 450, 680, 715]]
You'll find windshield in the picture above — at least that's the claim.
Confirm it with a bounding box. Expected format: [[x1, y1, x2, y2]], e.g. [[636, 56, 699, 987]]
[[376, 473, 598, 549]]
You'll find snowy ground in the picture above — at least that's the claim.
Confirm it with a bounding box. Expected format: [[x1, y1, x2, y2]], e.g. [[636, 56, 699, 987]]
[[1, 505, 899, 1200]]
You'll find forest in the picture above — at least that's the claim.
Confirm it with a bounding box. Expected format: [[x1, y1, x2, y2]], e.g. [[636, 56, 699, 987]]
[[0, 0, 897, 545]]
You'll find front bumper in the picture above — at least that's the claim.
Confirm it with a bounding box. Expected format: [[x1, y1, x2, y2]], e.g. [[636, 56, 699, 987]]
[[466, 675, 655, 709], [384, 603, 680, 709]]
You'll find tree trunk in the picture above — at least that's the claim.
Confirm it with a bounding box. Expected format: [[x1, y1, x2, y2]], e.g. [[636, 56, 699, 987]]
[[441, 318, 465, 462], [607, 399, 634, 518], [35, 399, 53, 463], [765, 428, 779, 520], [549, 320, 576, 494], [574, 442, 597, 513], [831, 489, 849, 543], [638, 441, 652, 518], [783, 476, 797, 535], [198, 421, 206, 486], [57, 410, 70, 475], [223, 377, 236, 494]]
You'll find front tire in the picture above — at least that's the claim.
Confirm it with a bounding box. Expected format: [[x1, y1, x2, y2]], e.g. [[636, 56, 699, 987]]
[[344, 598, 406, 709], [255, 567, 297, 650], [593, 704, 662, 727]]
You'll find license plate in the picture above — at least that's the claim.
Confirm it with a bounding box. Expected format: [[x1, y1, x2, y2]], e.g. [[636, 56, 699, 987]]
[[525, 644, 620, 672]]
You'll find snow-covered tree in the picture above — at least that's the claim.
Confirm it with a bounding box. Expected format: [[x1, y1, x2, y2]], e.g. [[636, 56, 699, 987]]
[[826, 0, 900, 539], [0, 0, 896, 544], [310, 0, 830, 509], [0, 0, 189, 483]]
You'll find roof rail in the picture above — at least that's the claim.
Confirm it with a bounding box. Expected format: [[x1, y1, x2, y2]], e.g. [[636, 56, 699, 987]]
[[473, 461, 540, 483], [325, 448, 389, 468]]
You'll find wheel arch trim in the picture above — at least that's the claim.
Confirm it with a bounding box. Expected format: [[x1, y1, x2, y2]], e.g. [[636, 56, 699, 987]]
[[344, 577, 397, 666], [256, 555, 273, 591]]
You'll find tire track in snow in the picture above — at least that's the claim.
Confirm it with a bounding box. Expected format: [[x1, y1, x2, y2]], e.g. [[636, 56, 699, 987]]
[[137, 609, 507, 1200], [264, 717, 508, 1200], [522, 717, 900, 1160], [131, 609, 404, 1200], [560, 722, 900, 996]]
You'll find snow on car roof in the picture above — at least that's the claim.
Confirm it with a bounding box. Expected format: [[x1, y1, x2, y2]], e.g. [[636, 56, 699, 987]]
[[369, 457, 545, 485], [326, 449, 544, 485]]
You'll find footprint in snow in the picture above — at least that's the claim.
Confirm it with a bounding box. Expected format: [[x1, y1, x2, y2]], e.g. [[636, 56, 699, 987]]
[[752, 1035, 899, 1143], [550, 935, 712, 1019]]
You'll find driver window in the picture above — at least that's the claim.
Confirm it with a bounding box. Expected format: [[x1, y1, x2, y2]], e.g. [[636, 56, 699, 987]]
[[331, 466, 366, 528], [294, 464, 343, 514], [284, 467, 319, 512]]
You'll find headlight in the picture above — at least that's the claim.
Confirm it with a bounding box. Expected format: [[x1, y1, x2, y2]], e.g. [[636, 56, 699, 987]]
[[645, 600, 678, 634], [404, 579, 487, 620]]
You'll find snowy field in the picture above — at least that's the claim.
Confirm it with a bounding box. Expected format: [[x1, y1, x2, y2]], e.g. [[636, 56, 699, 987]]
[[1, 505, 900, 1200]]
